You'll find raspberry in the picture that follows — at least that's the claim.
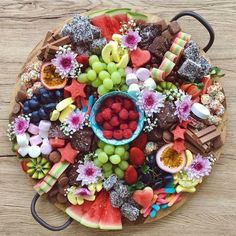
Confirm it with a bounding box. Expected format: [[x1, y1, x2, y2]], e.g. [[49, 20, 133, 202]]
[[103, 121, 114, 131], [111, 102, 122, 113], [123, 129, 133, 139], [104, 97, 114, 107], [129, 147, 145, 166], [119, 108, 129, 120], [102, 108, 112, 121], [113, 130, 123, 140], [95, 112, 104, 124], [120, 124, 128, 130], [123, 99, 133, 110], [110, 116, 120, 127], [115, 96, 123, 103], [103, 130, 113, 139], [129, 121, 137, 131], [76, 55, 89, 68], [128, 110, 139, 120]]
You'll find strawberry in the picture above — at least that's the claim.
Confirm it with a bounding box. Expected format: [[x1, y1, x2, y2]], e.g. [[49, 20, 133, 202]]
[[120, 123, 128, 130], [123, 98, 133, 110], [103, 130, 113, 139], [129, 121, 137, 131], [76, 55, 89, 68], [102, 108, 112, 121], [110, 116, 120, 127], [123, 129, 133, 139], [128, 110, 139, 120], [111, 102, 122, 113], [124, 165, 138, 185], [95, 112, 104, 124], [129, 147, 145, 166], [119, 108, 129, 120], [131, 133, 147, 150], [113, 130, 123, 140], [103, 121, 114, 131], [20, 159, 29, 172]]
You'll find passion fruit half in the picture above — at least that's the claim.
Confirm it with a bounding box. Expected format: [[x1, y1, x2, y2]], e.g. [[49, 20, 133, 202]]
[[40, 62, 67, 90], [156, 143, 186, 174]]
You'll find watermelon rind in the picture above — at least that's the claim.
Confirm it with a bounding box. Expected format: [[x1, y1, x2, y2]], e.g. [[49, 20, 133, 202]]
[[105, 8, 131, 16], [127, 12, 148, 21]]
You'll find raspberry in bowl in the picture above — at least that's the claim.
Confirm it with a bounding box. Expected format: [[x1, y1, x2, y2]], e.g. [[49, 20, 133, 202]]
[[90, 91, 144, 145]]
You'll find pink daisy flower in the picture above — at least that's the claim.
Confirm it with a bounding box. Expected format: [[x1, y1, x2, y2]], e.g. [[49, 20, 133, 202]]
[[52, 50, 78, 78], [121, 30, 141, 51], [185, 154, 212, 179], [76, 161, 102, 186], [175, 94, 192, 121], [14, 116, 30, 135], [75, 187, 92, 197], [66, 109, 85, 130], [137, 89, 166, 116]]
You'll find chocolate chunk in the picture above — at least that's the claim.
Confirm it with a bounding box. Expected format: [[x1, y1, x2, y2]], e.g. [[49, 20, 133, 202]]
[[56, 193, 68, 204], [178, 59, 202, 82], [168, 21, 181, 35], [71, 127, 94, 153], [213, 136, 223, 149], [156, 19, 168, 31], [162, 29, 173, 40], [48, 151, 61, 163], [155, 101, 178, 129], [147, 128, 163, 141], [58, 176, 69, 187], [48, 123, 68, 139]]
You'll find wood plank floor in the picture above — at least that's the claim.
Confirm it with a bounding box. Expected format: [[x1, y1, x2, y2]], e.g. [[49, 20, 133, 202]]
[[0, 0, 236, 235]]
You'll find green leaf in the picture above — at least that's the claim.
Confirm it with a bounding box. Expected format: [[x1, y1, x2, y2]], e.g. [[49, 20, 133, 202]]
[[140, 164, 151, 174], [210, 67, 225, 78]]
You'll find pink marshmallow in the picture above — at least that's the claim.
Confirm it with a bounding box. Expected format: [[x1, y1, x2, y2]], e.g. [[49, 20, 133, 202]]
[[125, 66, 133, 75], [136, 68, 150, 81], [39, 120, 51, 131], [29, 135, 43, 146], [40, 142, 52, 155], [28, 123, 39, 135]]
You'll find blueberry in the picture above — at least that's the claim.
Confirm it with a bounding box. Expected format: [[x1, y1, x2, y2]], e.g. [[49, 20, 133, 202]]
[[23, 100, 30, 108], [38, 108, 48, 119], [147, 155, 156, 166], [29, 99, 39, 110], [48, 91, 55, 98], [31, 95, 38, 101], [38, 87, 48, 95], [43, 103, 56, 114], [54, 90, 63, 98], [152, 179, 164, 190], [31, 111, 40, 123], [141, 173, 153, 184], [23, 106, 31, 114], [40, 93, 51, 104]]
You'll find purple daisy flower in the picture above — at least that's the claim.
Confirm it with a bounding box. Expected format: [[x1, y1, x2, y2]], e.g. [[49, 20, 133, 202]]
[[76, 161, 102, 186], [75, 187, 92, 197], [175, 94, 192, 121], [14, 117, 29, 135], [185, 154, 212, 179], [52, 50, 78, 78], [66, 109, 85, 130], [121, 30, 141, 51], [137, 89, 166, 116]]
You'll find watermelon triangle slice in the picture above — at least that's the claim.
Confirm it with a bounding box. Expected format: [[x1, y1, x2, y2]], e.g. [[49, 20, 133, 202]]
[[99, 196, 122, 230], [80, 190, 109, 228], [65, 200, 93, 223]]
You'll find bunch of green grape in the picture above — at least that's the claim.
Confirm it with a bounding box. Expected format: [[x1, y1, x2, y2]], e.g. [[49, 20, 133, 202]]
[[93, 141, 129, 179], [77, 55, 128, 95]]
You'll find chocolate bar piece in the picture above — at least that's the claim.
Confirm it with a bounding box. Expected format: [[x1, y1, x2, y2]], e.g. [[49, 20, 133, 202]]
[[168, 21, 181, 35], [156, 19, 168, 31], [42, 31, 53, 47], [199, 129, 221, 144], [194, 125, 216, 138]]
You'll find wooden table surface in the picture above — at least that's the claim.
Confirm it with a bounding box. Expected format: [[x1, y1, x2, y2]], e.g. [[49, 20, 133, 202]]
[[0, 0, 236, 235]]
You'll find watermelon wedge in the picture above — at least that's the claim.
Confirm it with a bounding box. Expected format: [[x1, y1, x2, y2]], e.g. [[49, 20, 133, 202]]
[[80, 190, 109, 228], [106, 8, 130, 23], [65, 200, 93, 223], [99, 197, 122, 230]]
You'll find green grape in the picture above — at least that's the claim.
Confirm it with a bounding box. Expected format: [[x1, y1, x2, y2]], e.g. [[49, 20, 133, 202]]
[[118, 68, 125, 77], [91, 79, 102, 88], [98, 70, 110, 80], [115, 146, 125, 157], [77, 73, 88, 83], [95, 148, 103, 155], [101, 63, 107, 70], [123, 145, 129, 151], [98, 152, 109, 164], [87, 70, 97, 81], [118, 160, 129, 170], [92, 61, 104, 73], [103, 144, 115, 155], [93, 158, 103, 167], [97, 140, 106, 149], [114, 167, 124, 179], [98, 85, 109, 95], [102, 162, 113, 172], [89, 55, 99, 66], [111, 71, 121, 85], [103, 170, 113, 178], [122, 151, 129, 161], [86, 67, 92, 73], [121, 84, 129, 92], [107, 62, 117, 74], [109, 154, 121, 165], [103, 78, 113, 90]]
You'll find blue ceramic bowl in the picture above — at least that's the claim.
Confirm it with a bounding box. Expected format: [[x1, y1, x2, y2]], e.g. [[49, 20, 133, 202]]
[[89, 91, 144, 145]]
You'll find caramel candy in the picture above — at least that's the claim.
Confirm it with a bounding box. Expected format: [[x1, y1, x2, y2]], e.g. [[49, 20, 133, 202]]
[[56, 193, 68, 204], [162, 29, 173, 40], [12, 103, 21, 114], [58, 176, 69, 187], [156, 19, 168, 31], [48, 151, 61, 163], [15, 90, 28, 102], [168, 21, 181, 35], [48, 188, 58, 198]]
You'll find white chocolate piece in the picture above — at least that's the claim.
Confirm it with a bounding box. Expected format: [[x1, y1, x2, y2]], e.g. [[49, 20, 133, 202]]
[[18, 146, 29, 157]]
